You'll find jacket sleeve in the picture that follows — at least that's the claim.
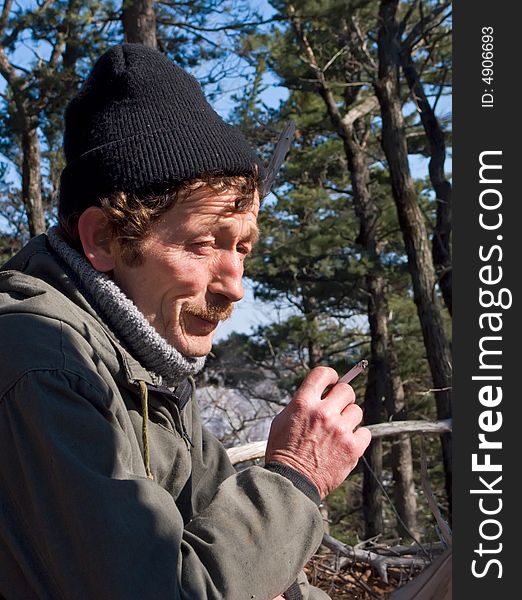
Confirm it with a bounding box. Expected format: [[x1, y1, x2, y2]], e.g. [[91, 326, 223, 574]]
[[0, 368, 325, 600], [189, 401, 326, 600], [284, 570, 332, 600]]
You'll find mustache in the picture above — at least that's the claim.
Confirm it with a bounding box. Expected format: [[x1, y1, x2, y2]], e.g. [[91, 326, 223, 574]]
[[183, 302, 234, 322]]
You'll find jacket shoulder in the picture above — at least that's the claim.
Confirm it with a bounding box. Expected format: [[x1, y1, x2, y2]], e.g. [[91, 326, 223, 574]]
[[0, 311, 111, 398]]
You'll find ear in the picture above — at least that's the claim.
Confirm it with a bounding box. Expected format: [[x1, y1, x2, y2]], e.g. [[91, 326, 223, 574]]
[[77, 207, 116, 272]]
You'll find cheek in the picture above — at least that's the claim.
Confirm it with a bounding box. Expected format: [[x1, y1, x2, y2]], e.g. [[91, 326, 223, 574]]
[[159, 258, 210, 298]]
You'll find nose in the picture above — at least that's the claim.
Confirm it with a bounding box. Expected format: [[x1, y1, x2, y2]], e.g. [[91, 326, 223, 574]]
[[208, 250, 245, 303]]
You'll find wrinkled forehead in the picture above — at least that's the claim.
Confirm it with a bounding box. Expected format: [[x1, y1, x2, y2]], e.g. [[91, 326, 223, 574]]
[[157, 183, 260, 243], [178, 183, 260, 217]]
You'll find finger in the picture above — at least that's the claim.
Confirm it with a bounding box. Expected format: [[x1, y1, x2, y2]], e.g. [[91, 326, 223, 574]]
[[320, 374, 357, 399], [295, 366, 339, 403], [353, 426, 372, 451], [340, 402, 364, 429], [320, 382, 356, 413]]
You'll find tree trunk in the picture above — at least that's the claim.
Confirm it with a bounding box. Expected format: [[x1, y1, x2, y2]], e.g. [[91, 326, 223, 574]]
[[1, 0, 90, 238], [329, 112, 387, 537], [302, 294, 321, 369], [401, 49, 452, 316], [362, 440, 384, 538], [361, 274, 388, 537], [386, 335, 420, 540], [375, 0, 453, 518], [391, 434, 419, 537], [321, 96, 389, 539], [22, 128, 45, 236], [122, 0, 157, 48], [334, 118, 388, 539], [0, 51, 45, 238]]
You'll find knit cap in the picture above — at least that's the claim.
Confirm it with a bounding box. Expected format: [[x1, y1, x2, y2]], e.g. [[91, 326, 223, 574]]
[[59, 43, 263, 219]]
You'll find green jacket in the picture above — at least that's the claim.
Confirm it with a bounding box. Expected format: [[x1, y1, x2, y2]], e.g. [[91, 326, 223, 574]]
[[0, 235, 329, 600]]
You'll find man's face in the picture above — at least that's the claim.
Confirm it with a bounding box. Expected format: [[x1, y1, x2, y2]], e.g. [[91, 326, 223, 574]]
[[111, 186, 260, 357]]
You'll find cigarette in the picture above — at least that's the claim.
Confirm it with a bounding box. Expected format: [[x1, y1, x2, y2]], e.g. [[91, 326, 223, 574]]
[[338, 359, 369, 385], [320, 359, 368, 399]]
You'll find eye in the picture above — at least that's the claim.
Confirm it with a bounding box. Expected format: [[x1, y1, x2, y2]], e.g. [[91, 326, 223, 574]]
[[189, 239, 214, 254], [236, 243, 251, 256]]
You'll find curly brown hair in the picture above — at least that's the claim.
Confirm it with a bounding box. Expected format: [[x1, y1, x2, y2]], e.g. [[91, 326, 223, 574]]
[[59, 173, 261, 266]]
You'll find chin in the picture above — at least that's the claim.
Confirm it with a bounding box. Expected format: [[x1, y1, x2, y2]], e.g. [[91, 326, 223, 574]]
[[173, 335, 213, 358], [183, 346, 211, 358]]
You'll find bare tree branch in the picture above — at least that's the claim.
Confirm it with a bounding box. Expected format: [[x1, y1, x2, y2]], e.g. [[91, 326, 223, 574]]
[[321, 533, 428, 583], [0, 0, 13, 38], [156, 14, 287, 33], [1, 0, 53, 48], [341, 95, 380, 128], [403, 2, 451, 50], [227, 419, 452, 464]]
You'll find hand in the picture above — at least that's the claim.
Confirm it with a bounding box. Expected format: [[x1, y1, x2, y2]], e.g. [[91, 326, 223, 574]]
[[271, 596, 285, 600], [265, 366, 372, 499]]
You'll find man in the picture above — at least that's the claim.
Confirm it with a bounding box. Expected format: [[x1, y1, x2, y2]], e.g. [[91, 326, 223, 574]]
[[0, 44, 371, 599]]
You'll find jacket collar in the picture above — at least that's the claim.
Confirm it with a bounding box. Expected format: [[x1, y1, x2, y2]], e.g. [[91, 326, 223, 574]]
[[2, 233, 193, 406]]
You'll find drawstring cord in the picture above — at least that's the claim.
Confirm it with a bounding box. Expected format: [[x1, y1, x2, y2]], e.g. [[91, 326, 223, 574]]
[[138, 380, 154, 480], [188, 376, 197, 403]]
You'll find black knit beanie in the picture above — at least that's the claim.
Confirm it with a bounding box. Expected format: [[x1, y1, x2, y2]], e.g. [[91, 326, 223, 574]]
[[59, 43, 264, 221]]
